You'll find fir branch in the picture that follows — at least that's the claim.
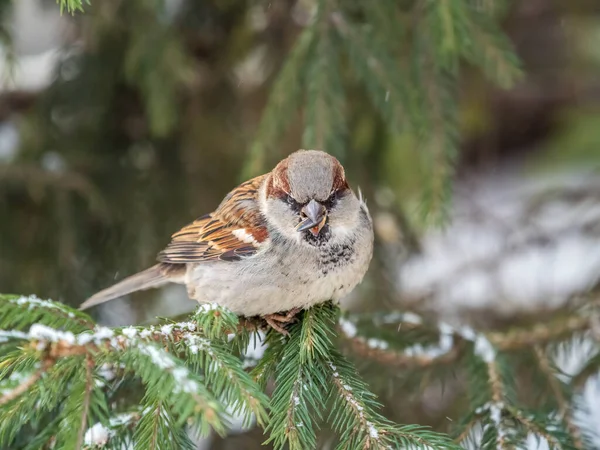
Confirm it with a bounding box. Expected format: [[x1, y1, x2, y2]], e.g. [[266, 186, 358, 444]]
[[487, 315, 591, 351], [362, 0, 405, 48], [341, 330, 464, 368], [0, 303, 269, 448], [0, 294, 94, 332], [120, 306, 268, 426], [302, 0, 347, 158], [52, 360, 109, 450], [124, 8, 194, 138], [76, 356, 94, 450], [453, 413, 480, 445], [331, 11, 413, 134], [82, 411, 139, 449], [424, 0, 470, 72], [0, 356, 82, 446], [264, 318, 327, 450], [134, 401, 196, 450], [57, 0, 88, 15], [111, 344, 224, 436], [265, 303, 458, 449], [463, 5, 523, 89], [507, 407, 566, 449], [192, 303, 241, 340], [414, 29, 458, 225], [244, 26, 315, 178], [0, 322, 226, 439], [459, 328, 576, 449], [0, 358, 53, 406], [326, 355, 390, 449], [571, 350, 600, 389], [340, 308, 593, 369], [176, 329, 269, 427], [251, 331, 286, 389], [534, 346, 584, 449], [338, 315, 464, 368]]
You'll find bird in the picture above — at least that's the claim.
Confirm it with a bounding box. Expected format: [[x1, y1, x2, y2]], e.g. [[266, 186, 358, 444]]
[[80, 149, 374, 334]]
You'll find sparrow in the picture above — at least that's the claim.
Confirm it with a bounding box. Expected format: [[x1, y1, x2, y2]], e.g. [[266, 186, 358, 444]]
[[80, 149, 374, 334]]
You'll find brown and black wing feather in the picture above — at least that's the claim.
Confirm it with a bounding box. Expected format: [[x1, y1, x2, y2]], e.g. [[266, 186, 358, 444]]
[[80, 175, 269, 310], [157, 175, 268, 263]]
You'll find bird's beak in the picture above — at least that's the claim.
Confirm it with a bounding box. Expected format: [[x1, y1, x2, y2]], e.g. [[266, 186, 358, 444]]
[[295, 199, 327, 236]]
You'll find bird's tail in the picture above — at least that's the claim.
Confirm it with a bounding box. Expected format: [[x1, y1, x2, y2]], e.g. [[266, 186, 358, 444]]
[[79, 264, 182, 310]]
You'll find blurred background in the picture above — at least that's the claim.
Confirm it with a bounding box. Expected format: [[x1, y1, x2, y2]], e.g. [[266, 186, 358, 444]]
[[2, 0, 600, 448]]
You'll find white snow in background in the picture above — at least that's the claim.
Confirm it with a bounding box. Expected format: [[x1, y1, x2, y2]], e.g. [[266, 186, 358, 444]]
[[365, 338, 389, 350], [0, 47, 62, 92], [83, 413, 137, 448], [83, 422, 110, 446], [399, 312, 423, 325], [398, 171, 600, 318], [394, 170, 600, 448], [0, 121, 19, 162], [196, 303, 221, 314], [243, 331, 267, 360], [338, 318, 357, 338], [213, 330, 266, 433], [553, 335, 599, 382], [473, 334, 496, 363], [224, 402, 255, 435], [526, 433, 550, 450], [41, 151, 66, 173], [233, 45, 270, 90], [0, 330, 29, 342], [573, 373, 600, 445], [97, 363, 116, 382], [0, 0, 67, 92], [402, 324, 453, 359]]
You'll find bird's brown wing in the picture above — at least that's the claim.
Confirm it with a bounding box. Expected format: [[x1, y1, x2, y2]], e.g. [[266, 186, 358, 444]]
[[157, 175, 269, 264]]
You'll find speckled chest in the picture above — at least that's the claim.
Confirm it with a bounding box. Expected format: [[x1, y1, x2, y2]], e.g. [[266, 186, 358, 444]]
[[318, 242, 355, 275]]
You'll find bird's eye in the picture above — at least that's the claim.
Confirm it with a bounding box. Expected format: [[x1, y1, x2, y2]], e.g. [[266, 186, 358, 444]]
[[285, 194, 301, 210], [323, 191, 337, 209]]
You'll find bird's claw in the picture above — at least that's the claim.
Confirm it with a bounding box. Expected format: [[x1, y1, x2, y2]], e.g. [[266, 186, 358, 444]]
[[262, 308, 302, 336]]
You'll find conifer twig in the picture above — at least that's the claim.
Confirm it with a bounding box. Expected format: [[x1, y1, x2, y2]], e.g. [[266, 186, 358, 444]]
[[534, 346, 584, 449], [339, 311, 592, 371], [340, 329, 464, 367], [507, 406, 563, 448], [326, 358, 390, 449], [485, 359, 509, 449], [0, 358, 54, 406], [453, 415, 479, 444], [76, 355, 94, 450]]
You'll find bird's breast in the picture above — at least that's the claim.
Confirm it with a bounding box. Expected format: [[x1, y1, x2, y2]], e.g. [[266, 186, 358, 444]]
[[185, 227, 372, 316]]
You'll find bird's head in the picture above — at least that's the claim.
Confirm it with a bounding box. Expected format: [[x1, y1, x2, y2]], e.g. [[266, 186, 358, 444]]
[[262, 149, 361, 246]]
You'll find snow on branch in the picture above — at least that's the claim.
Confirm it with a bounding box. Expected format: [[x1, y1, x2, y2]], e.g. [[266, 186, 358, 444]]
[[1, 294, 95, 331], [261, 303, 459, 450], [337, 308, 593, 369], [0, 297, 269, 449]]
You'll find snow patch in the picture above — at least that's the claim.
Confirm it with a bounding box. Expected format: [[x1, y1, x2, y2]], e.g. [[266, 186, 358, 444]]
[[338, 318, 357, 338], [83, 422, 110, 446], [197, 303, 220, 314]]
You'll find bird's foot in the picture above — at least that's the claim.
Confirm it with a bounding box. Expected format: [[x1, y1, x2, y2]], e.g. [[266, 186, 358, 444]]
[[262, 308, 302, 336]]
